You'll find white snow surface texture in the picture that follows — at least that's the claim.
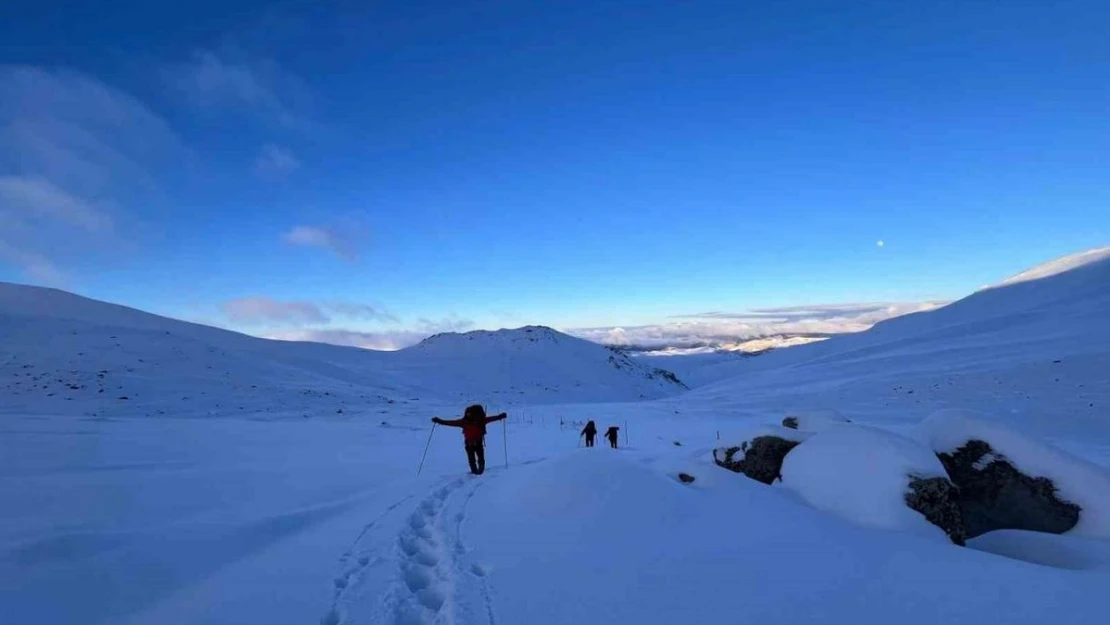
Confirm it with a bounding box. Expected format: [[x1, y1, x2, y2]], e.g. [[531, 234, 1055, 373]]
[[2, 246, 1110, 625]]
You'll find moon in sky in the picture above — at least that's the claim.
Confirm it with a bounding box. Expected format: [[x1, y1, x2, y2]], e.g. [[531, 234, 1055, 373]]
[[876, 240, 885, 248]]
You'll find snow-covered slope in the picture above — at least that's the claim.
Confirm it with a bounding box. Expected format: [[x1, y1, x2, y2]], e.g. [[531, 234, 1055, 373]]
[[11, 415, 1105, 625], [676, 248, 1110, 441], [0, 284, 685, 417], [5, 248, 1110, 625]]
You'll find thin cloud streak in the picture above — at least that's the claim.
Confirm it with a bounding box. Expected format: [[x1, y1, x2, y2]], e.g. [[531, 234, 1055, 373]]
[[221, 297, 329, 326], [166, 50, 315, 132], [283, 225, 359, 261], [220, 297, 399, 326], [262, 316, 475, 351], [254, 143, 301, 174], [0, 65, 181, 282]]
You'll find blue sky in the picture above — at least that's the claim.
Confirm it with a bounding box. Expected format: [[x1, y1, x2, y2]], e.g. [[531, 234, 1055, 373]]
[[2, 0, 1109, 348]]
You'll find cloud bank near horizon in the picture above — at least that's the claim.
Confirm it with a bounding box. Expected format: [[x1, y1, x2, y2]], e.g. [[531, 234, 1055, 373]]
[[567, 301, 947, 350], [226, 300, 945, 352]]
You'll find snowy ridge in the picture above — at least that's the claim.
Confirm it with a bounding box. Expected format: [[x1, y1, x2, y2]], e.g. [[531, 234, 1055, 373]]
[[0, 284, 685, 417], [676, 249, 1110, 441], [991, 246, 1110, 289]]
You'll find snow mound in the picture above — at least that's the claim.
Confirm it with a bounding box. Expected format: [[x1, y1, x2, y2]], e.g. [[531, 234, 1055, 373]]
[[783, 408, 850, 431], [916, 409, 1110, 539], [780, 425, 952, 542]]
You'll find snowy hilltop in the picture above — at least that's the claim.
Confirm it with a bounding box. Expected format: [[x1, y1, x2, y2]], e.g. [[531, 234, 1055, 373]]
[[2, 247, 1110, 625]]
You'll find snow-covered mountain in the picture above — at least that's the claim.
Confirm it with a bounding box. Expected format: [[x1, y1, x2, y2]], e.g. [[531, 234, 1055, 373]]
[[0, 284, 685, 417], [678, 247, 1110, 441], [396, 326, 684, 404]]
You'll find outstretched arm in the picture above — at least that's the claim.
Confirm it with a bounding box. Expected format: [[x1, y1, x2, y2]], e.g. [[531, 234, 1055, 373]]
[[485, 413, 507, 424], [433, 417, 465, 427]]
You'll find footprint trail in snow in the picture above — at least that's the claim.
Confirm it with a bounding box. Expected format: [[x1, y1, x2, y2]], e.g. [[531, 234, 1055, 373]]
[[391, 481, 457, 624]]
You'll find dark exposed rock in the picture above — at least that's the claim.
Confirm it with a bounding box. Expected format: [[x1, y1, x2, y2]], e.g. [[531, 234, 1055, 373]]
[[938, 440, 1081, 538], [905, 475, 967, 545], [713, 436, 801, 484], [677, 473, 696, 484], [781, 411, 849, 431]]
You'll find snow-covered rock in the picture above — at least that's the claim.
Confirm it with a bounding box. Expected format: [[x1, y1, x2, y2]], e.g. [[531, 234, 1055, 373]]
[[916, 410, 1110, 539], [780, 425, 965, 543], [782, 409, 850, 431], [712, 424, 811, 484]]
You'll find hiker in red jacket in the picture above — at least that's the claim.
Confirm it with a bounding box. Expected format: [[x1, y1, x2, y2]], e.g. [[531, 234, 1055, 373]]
[[433, 404, 507, 475]]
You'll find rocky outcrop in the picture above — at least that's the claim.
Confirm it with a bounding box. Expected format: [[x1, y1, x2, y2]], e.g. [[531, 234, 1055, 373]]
[[782, 409, 850, 432], [905, 476, 967, 545], [937, 440, 1081, 539], [713, 436, 802, 484]]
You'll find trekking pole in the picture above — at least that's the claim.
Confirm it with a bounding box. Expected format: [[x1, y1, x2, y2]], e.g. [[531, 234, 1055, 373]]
[[502, 415, 509, 469], [417, 422, 437, 476]]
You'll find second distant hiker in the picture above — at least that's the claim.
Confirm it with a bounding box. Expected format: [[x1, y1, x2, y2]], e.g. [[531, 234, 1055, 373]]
[[605, 426, 620, 449], [581, 420, 598, 447], [433, 404, 506, 475]]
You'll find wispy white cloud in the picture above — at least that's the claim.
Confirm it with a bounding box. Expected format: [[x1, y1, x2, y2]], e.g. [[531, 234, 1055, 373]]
[[221, 297, 329, 326], [326, 301, 399, 323], [220, 297, 398, 327], [282, 225, 359, 261], [417, 315, 474, 334], [0, 65, 181, 283], [0, 176, 112, 232], [253, 143, 300, 174], [569, 301, 947, 350], [263, 314, 475, 351], [166, 50, 314, 132]]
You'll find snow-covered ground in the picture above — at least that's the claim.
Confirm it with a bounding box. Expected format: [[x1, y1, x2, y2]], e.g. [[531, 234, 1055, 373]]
[[3, 247, 1110, 624]]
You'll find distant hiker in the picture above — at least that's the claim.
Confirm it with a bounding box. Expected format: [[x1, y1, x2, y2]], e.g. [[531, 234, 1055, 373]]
[[581, 420, 598, 447], [433, 405, 506, 475], [605, 426, 620, 449]]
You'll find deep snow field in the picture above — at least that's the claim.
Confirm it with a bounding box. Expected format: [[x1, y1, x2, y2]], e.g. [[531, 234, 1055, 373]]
[[3, 248, 1110, 625]]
